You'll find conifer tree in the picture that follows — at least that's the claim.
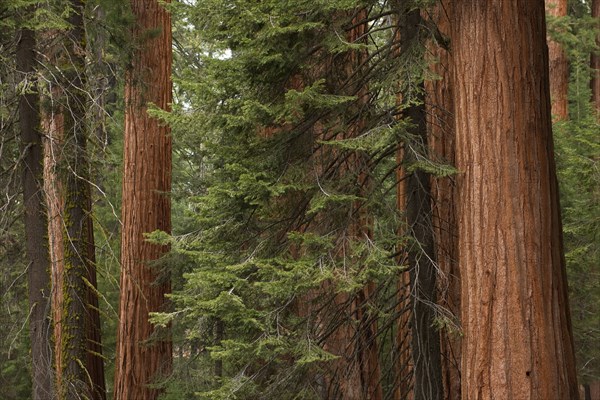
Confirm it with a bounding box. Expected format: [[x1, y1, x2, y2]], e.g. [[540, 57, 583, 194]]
[[113, 0, 173, 398], [153, 0, 464, 397], [40, 1, 106, 397], [451, 1, 579, 398], [397, 5, 442, 400], [552, 0, 600, 388], [17, 4, 54, 399]]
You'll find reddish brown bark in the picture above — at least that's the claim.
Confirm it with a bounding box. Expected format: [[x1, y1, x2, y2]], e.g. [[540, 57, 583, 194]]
[[592, 0, 600, 116], [40, 27, 65, 385], [452, 1, 579, 398], [41, 76, 66, 395], [393, 63, 414, 400], [546, 0, 569, 121], [424, 2, 461, 399], [113, 0, 173, 398], [41, 2, 106, 397], [393, 262, 413, 400], [588, 381, 600, 400]]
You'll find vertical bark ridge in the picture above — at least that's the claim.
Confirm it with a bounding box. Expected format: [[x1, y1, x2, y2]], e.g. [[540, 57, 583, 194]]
[[424, 1, 461, 399], [546, 0, 569, 121], [41, 74, 67, 395], [41, 2, 106, 396], [113, 0, 173, 398], [452, 2, 579, 398]]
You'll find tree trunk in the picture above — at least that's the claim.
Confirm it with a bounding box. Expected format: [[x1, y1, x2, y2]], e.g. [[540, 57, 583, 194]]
[[113, 0, 173, 398], [395, 6, 444, 400], [85, 8, 110, 398], [451, 1, 579, 398], [592, 0, 600, 116], [63, 3, 107, 397], [41, 1, 106, 397], [393, 13, 412, 400], [41, 48, 66, 396], [17, 14, 54, 400], [424, 2, 461, 399], [546, 0, 569, 121], [85, 196, 107, 400]]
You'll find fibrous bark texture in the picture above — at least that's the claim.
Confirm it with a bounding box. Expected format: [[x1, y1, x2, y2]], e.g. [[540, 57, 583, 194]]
[[17, 19, 54, 400], [452, 1, 579, 398], [61, 3, 104, 398], [546, 0, 569, 121], [424, 2, 461, 399], [113, 0, 173, 398], [41, 1, 106, 397], [41, 64, 66, 398]]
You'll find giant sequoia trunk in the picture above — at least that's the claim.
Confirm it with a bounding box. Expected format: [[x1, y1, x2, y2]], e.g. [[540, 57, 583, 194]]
[[424, 2, 461, 399], [546, 0, 569, 121], [452, 1, 579, 398], [113, 0, 173, 398], [17, 16, 54, 400]]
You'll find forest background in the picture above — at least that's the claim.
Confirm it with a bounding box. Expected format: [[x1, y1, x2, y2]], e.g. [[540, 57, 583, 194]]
[[0, 0, 599, 399]]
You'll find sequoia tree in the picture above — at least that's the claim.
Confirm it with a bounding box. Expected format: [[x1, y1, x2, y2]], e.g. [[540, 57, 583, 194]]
[[452, 1, 579, 398], [113, 0, 173, 398], [40, 1, 106, 397], [546, 0, 569, 120]]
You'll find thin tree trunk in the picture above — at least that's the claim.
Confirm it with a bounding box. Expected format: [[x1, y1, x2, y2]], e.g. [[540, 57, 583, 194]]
[[61, 1, 99, 397], [113, 0, 173, 398], [393, 262, 413, 400], [41, 1, 106, 397], [42, 80, 65, 399], [424, 2, 461, 399], [403, 79, 443, 400], [41, 28, 67, 391], [17, 12, 54, 400], [451, 1, 579, 398], [85, 8, 109, 398], [393, 13, 413, 400], [546, 0, 569, 121], [324, 10, 383, 399], [85, 198, 106, 400], [592, 0, 600, 116], [397, 6, 443, 400]]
